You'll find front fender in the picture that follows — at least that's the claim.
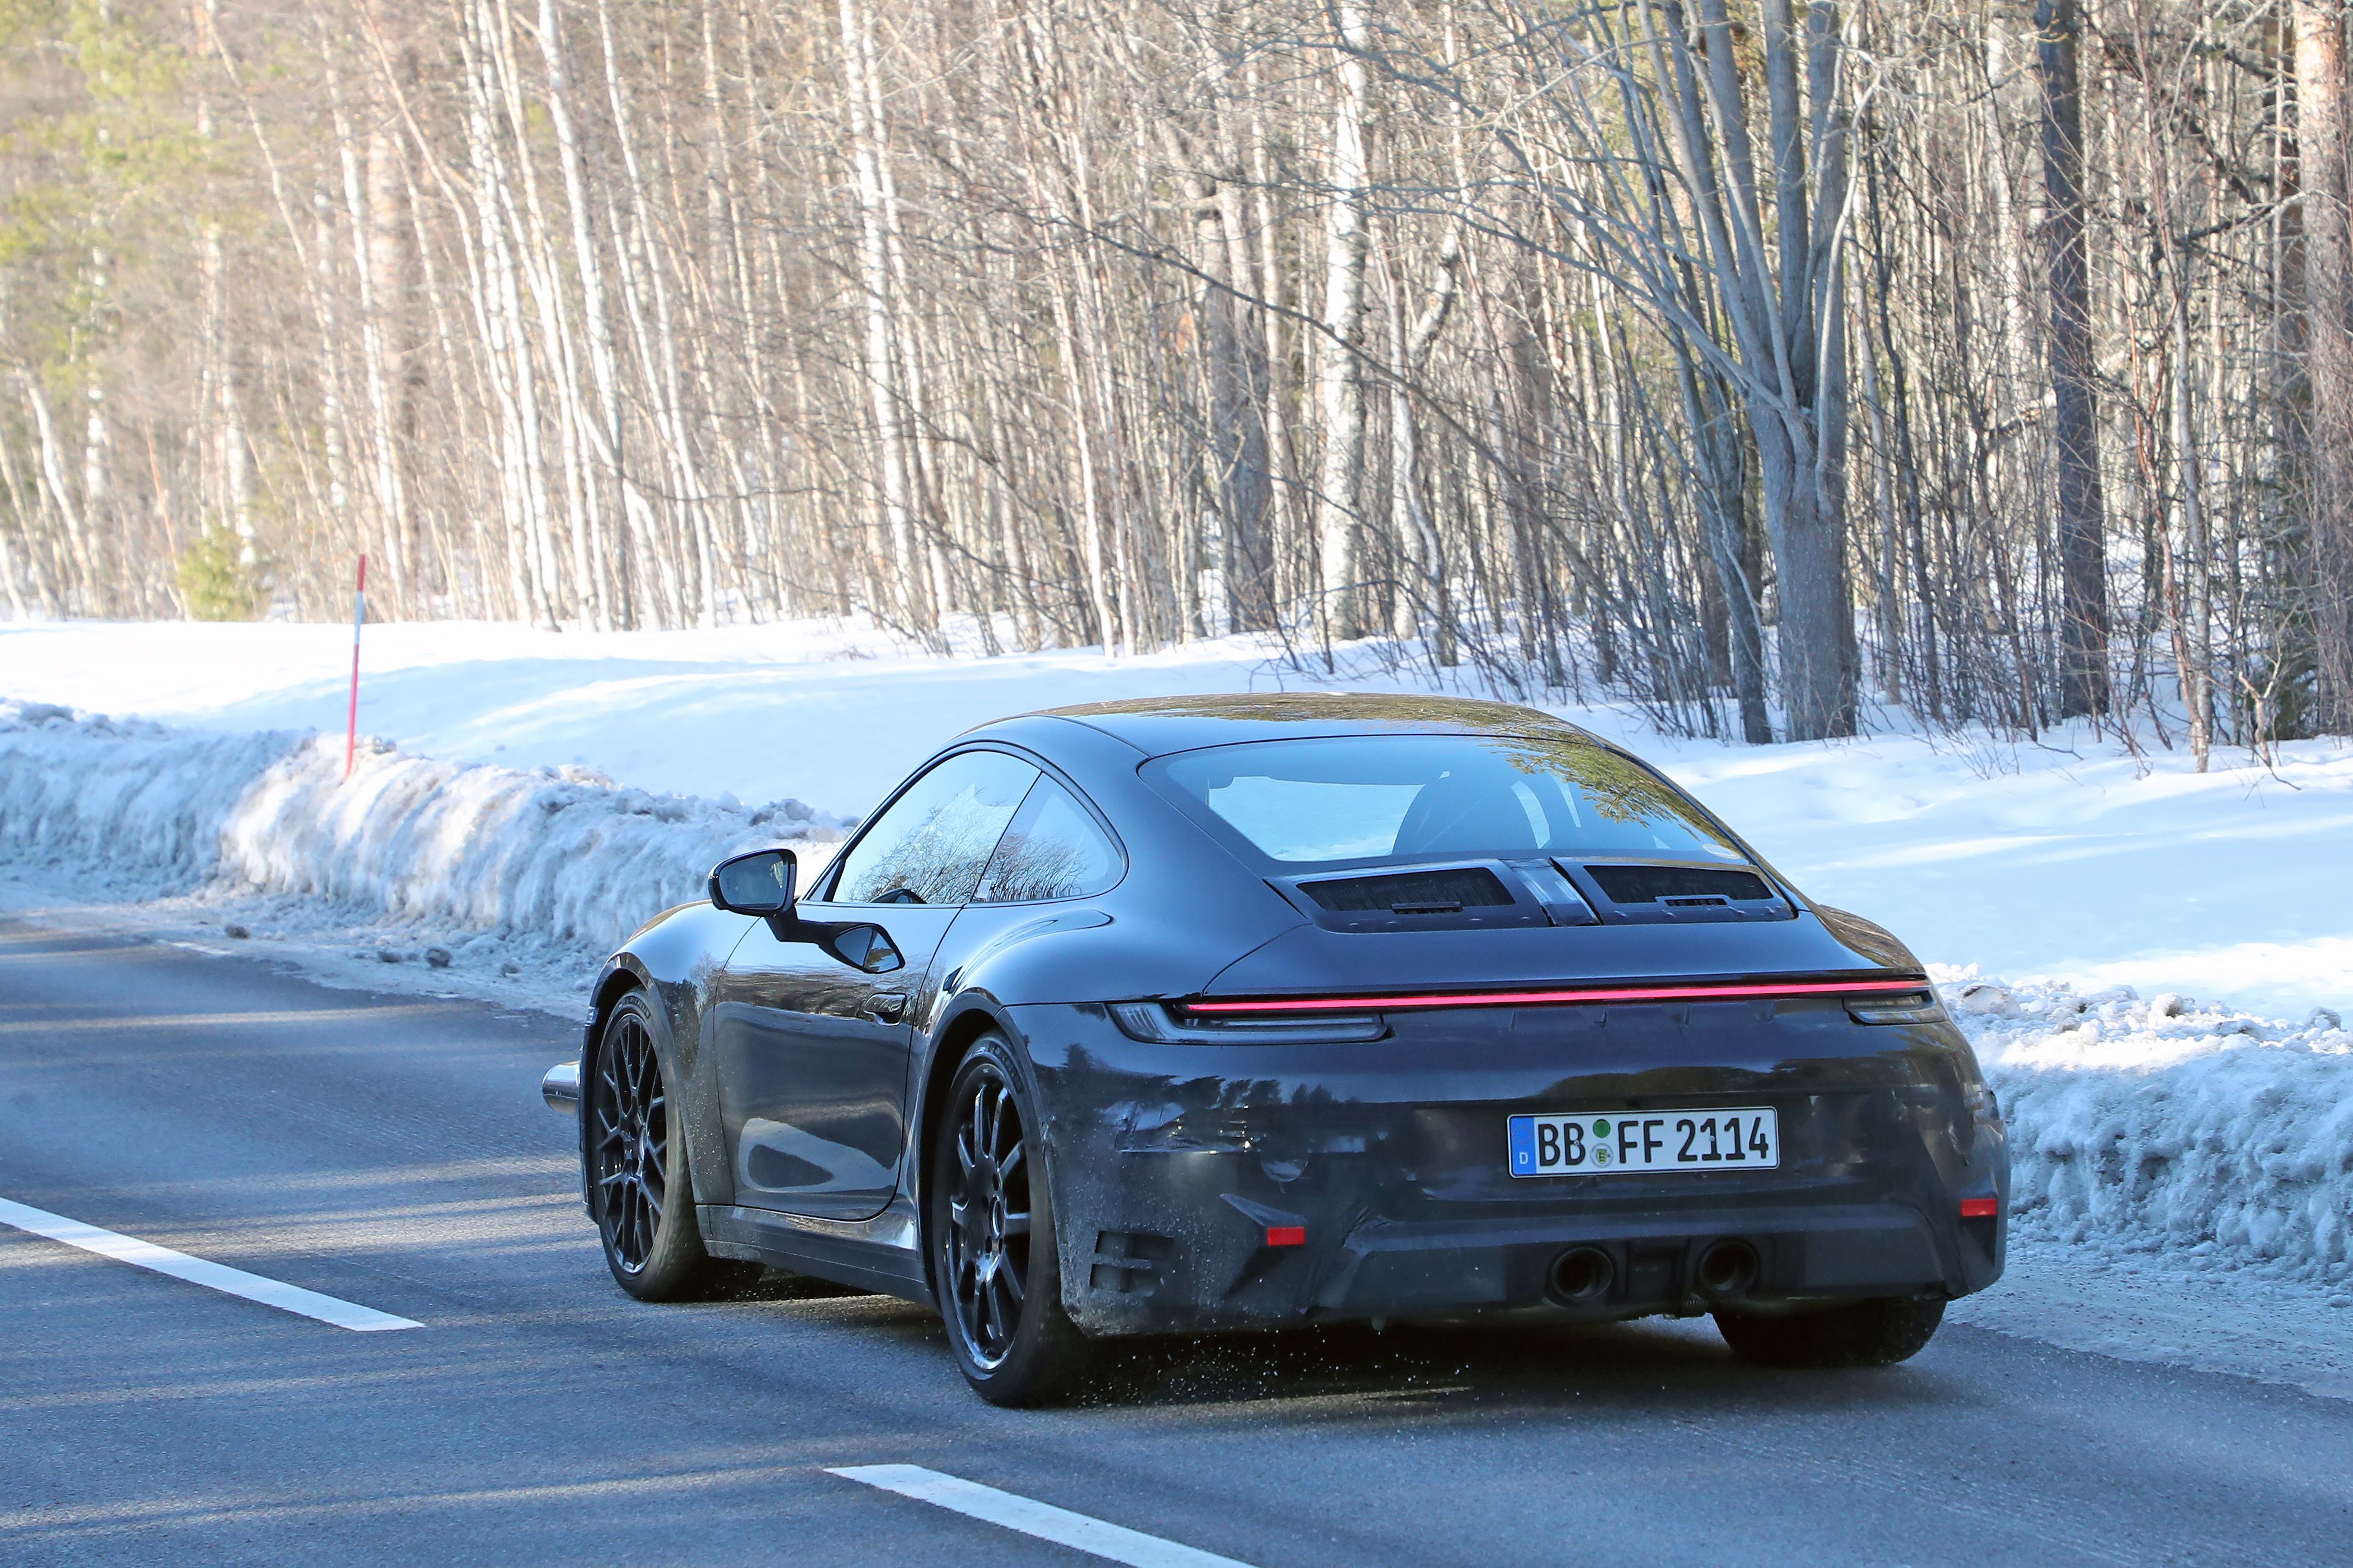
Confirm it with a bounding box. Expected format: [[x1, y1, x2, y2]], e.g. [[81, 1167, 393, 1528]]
[[586, 899, 759, 1210]]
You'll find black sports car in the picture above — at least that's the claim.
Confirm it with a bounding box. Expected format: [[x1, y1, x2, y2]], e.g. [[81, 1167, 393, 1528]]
[[542, 694, 2008, 1405]]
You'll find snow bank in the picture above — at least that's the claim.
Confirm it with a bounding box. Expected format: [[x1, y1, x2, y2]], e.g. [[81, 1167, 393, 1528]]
[[0, 701, 305, 882], [0, 700, 847, 957], [1950, 974, 2353, 1283]]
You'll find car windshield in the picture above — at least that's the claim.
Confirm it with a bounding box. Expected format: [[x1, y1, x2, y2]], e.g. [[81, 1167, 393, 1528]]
[[1152, 734, 1743, 868]]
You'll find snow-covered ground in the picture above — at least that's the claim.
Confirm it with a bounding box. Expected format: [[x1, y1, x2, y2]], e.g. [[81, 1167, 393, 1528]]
[[4, 617, 2351, 1390], [10, 617, 2350, 1019]]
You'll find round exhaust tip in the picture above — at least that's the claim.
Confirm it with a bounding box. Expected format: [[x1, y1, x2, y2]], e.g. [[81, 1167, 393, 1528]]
[[1695, 1239, 1759, 1298], [1549, 1246, 1615, 1305]]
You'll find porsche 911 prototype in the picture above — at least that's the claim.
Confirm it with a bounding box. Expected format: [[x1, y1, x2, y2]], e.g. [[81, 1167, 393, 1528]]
[[542, 694, 2008, 1404]]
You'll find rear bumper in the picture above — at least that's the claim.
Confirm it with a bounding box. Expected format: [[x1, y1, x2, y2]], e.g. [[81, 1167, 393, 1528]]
[[1011, 1000, 2008, 1336], [1315, 1203, 1961, 1320]]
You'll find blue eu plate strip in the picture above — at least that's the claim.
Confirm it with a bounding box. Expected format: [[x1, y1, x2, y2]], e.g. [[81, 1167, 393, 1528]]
[[1507, 1115, 1537, 1172]]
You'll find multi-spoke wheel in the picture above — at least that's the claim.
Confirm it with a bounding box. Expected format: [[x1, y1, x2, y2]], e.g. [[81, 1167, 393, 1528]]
[[943, 1056, 1034, 1367], [593, 1003, 669, 1274], [589, 991, 755, 1301], [927, 1033, 1093, 1405]]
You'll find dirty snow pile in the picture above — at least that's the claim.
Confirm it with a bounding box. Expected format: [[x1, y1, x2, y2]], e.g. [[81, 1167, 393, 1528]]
[[0, 700, 847, 968], [1948, 974, 2353, 1285]]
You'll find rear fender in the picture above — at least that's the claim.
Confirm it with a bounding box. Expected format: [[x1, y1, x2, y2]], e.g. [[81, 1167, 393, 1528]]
[[905, 993, 1065, 1312]]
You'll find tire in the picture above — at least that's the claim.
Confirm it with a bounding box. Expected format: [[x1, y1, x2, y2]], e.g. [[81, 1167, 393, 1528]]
[[588, 991, 759, 1301], [927, 1032, 1096, 1406], [1715, 1295, 1946, 1369]]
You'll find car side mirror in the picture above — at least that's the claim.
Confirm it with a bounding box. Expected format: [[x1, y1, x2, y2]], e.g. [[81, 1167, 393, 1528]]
[[709, 849, 797, 918], [712, 850, 898, 968]]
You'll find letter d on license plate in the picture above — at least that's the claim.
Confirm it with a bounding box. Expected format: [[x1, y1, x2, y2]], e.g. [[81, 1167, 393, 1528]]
[[1506, 1107, 1779, 1177]]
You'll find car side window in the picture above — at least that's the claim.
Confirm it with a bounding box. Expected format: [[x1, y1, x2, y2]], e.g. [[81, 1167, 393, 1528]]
[[974, 776, 1123, 903], [829, 750, 1040, 906]]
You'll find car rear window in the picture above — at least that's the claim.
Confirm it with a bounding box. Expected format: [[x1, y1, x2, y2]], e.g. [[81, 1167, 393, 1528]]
[[1150, 735, 1742, 869]]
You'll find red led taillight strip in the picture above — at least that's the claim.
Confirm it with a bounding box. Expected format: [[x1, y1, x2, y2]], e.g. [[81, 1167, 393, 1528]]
[[1183, 976, 1927, 1016]]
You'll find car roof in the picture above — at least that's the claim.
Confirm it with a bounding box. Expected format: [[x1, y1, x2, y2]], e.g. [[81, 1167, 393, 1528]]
[[1008, 691, 1603, 760]]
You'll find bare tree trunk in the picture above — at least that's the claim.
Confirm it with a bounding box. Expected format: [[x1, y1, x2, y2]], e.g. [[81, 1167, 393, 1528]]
[[366, 117, 421, 604], [591, 0, 687, 626], [322, 27, 410, 614], [839, 0, 924, 631], [1244, 68, 1304, 620], [192, 55, 257, 578], [1684, 348, 1770, 741], [78, 248, 116, 610], [862, 12, 953, 635], [21, 371, 89, 607], [1204, 83, 1276, 634], [1313, 0, 1374, 647], [491, 0, 598, 629], [0, 425, 31, 616], [2040, 0, 2110, 719], [0, 411, 55, 615], [1186, 158, 1272, 640], [534, 0, 622, 629], [1381, 218, 1461, 659], [460, 0, 553, 626], [2297, 0, 2353, 728], [2133, 0, 2212, 767], [310, 187, 360, 580]]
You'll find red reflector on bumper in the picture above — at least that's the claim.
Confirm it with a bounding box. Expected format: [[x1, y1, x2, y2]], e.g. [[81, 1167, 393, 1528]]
[[1960, 1197, 1999, 1219], [1265, 1226, 1306, 1248]]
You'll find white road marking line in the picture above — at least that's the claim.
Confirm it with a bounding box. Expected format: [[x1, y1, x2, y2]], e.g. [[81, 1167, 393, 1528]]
[[0, 1006, 445, 1035], [827, 1465, 1259, 1568], [0, 1197, 421, 1332]]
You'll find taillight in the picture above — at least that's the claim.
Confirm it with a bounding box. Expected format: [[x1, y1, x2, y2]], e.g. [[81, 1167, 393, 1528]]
[[1846, 989, 1945, 1025], [1108, 1001, 1386, 1044]]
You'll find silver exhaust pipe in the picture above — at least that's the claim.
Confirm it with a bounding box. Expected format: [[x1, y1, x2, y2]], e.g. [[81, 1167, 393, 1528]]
[[541, 1059, 582, 1115]]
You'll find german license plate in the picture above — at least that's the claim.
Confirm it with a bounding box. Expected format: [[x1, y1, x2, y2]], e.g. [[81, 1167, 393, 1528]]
[[1507, 1108, 1779, 1177]]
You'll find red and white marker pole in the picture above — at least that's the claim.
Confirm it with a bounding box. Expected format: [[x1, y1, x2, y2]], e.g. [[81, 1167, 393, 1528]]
[[344, 553, 367, 781]]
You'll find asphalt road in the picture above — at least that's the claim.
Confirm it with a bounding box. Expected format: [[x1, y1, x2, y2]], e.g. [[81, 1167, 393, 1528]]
[[3, 916, 2349, 1568]]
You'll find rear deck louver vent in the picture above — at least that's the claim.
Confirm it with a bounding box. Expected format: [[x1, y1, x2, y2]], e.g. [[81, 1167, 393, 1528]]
[[1299, 867, 1516, 914], [1585, 864, 1772, 905]]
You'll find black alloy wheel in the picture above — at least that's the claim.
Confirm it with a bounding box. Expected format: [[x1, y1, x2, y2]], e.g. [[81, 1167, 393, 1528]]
[[589, 991, 754, 1300], [928, 1034, 1093, 1405], [593, 1004, 668, 1273], [945, 1056, 1031, 1367]]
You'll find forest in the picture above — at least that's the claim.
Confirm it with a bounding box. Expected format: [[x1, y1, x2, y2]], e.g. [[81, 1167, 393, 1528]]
[[1, 0, 2348, 757]]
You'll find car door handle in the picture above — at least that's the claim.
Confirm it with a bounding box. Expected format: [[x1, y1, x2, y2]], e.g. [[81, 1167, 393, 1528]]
[[864, 991, 909, 1023]]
